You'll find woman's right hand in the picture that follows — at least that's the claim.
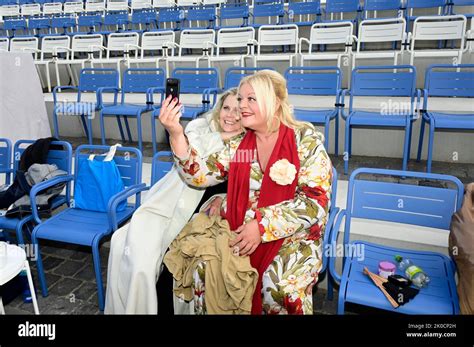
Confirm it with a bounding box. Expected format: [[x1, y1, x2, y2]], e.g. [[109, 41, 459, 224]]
[[204, 196, 223, 216], [158, 95, 184, 137]]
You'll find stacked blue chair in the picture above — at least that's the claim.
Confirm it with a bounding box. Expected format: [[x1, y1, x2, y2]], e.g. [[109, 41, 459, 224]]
[[218, 2, 250, 28], [251, 0, 285, 27], [417, 64, 474, 173], [3, 18, 28, 37], [29, 17, 52, 37], [405, 0, 448, 30], [362, 0, 402, 19], [0, 140, 72, 245], [0, 138, 12, 187], [151, 150, 173, 184], [223, 66, 275, 90], [32, 144, 145, 311], [287, 0, 321, 26], [75, 13, 104, 34], [323, 0, 361, 24], [130, 9, 157, 32], [99, 68, 166, 153], [285, 66, 342, 156], [50, 15, 76, 35], [183, 5, 217, 29], [329, 168, 463, 314], [149, 67, 219, 153], [449, 0, 474, 18], [100, 10, 129, 34], [53, 68, 120, 145], [155, 7, 182, 31], [341, 65, 420, 174]]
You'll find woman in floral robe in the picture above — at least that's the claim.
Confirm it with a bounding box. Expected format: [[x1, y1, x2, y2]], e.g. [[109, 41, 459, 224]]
[[159, 70, 333, 315]]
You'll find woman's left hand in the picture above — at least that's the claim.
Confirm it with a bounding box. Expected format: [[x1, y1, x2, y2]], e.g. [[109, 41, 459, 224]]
[[229, 220, 262, 256]]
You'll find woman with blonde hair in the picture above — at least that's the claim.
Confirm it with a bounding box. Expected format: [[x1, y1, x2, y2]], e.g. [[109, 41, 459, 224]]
[[160, 70, 333, 314]]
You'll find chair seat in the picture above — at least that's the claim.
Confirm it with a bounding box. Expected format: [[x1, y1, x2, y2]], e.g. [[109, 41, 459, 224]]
[[348, 111, 409, 127], [34, 204, 135, 246], [427, 112, 474, 130], [0, 195, 67, 230], [342, 241, 459, 314], [294, 108, 337, 123], [101, 104, 149, 116]]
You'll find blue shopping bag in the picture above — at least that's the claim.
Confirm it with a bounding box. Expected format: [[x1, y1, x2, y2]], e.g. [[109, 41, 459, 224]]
[[74, 144, 126, 212]]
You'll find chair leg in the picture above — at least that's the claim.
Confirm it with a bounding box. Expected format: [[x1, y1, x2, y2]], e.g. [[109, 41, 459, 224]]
[[337, 291, 345, 315], [52, 109, 60, 139], [31, 231, 48, 297], [136, 113, 143, 153], [92, 237, 105, 311], [427, 124, 435, 173], [15, 219, 27, 246], [100, 111, 107, 146], [327, 272, 334, 301], [417, 118, 426, 162], [87, 114, 94, 145], [344, 123, 351, 175], [116, 115, 126, 142], [124, 116, 133, 143], [402, 122, 411, 172], [151, 112, 157, 154], [334, 114, 339, 157], [324, 120, 330, 153]]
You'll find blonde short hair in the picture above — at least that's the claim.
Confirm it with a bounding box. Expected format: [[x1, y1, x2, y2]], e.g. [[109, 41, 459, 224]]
[[211, 88, 239, 132], [239, 70, 308, 133]]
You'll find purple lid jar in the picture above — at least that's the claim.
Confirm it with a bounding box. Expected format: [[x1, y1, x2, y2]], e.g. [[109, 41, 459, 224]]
[[378, 261, 396, 279]]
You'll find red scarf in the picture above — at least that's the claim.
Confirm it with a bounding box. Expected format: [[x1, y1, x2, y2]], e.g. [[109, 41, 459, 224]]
[[226, 123, 300, 315]]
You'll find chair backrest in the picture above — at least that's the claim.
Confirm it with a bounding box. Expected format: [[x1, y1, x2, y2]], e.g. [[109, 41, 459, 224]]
[[121, 67, 165, 103], [216, 26, 254, 50], [78, 68, 119, 95], [411, 15, 466, 46], [42, 2, 63, 16], [63, 1, 84, 14], [257, 24, 298, 52], [0, 37, 9, 51], [75, 145, 143, 189], [172, 67, 219, 94], [9, 36, 38, 53], [450, 0, 474, 16], [13, 140, 73, 199], [287, 0, 320, 23], [106, 0, 128, 11], [0, 4, 20, 17], [141, 30, 175, 54], [130, 0, 152, 10], [106, 32, 140, 57], [152, 0, 175, 8], [325, 0, 359, 21], [51, 15, 76, 32], [4, 18, 27, 31], [357, 18, 406, 49], [29, 17, 51, 30], [224, 66, 274, 89], [345, 168, 464, 233], [364, 0, 401, 12], [308, 21, 353, 48], [77, 13, 103, 28], [179, 29, 215, 54], [40, 35, 70, 57], [406, 0, 446, 10], [151, 150, 173, 185], [186, 5, 216, 23], [0, 138, 12, 185], [71, 33, 103, 54], [157, 7, 181, 24], [350, 65, 416, 97], [285, 66, 342, 97], [20, 3, 41, 16], [220, 2, 249, 21], [424, 64, 474, 98], [253, 0, 284, 21], [103, 10, 128, 25], [85, 0, 106, 12]]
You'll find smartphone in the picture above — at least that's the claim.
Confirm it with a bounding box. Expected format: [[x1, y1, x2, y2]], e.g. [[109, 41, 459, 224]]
[[166, 78, 180, 103]]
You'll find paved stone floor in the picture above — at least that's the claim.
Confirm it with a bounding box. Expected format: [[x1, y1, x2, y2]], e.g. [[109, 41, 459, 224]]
[[2, 137, 473, 315]]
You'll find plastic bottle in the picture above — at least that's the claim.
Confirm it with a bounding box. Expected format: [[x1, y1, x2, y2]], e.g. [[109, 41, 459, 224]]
[[395, 255, 430, 288]]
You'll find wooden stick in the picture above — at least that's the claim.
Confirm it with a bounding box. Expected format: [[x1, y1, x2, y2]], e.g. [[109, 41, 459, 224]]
[[363, 267, 399, 308]]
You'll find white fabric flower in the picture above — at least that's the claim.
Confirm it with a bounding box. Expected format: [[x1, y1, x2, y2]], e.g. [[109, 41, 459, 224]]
[[269, 159, 297, 186]]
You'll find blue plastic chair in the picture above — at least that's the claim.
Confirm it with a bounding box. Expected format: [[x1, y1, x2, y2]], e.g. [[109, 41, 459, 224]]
[[183, 5, 217, 29], [363, 0, 401, 19], [75, 13, 103, 34], [3, 19, 28, 37], [416, 64, 474, 173], [151, 150, 173, 184], [341, 65, 420, 175], [130, 9, 157, 32], [449, 0, 474, 18], [0, 140, 72, 245], [50, 15, 76, 36], [156, 7, 182, 31], [98, 68, 166, 153], [223, 66, 274, 90], [285, 66, 342, 156], [287, 0, 321, 26], [52, 68, 120, 145], [28, 17, 52, 37], [100, 11, 129, 34], [31, 145, 145, 311], [323, 0, 361, 24], [218, 2, 250, 28], [329, 168, 463, 314], [0, 138, 12, 187], [149, 67, 220, 153], [405, 0, 448, 30], [251, 0, 285, 28]]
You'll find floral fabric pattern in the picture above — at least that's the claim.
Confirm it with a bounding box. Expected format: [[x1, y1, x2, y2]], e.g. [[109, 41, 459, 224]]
[[176, 124, 332, 314]]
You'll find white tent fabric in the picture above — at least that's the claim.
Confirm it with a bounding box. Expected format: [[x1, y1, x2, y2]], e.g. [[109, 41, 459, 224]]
[[0, 53, 51, 143]]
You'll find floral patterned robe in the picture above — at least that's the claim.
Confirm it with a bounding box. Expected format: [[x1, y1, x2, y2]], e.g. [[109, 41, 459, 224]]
[[174, 123, 333, 314]]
